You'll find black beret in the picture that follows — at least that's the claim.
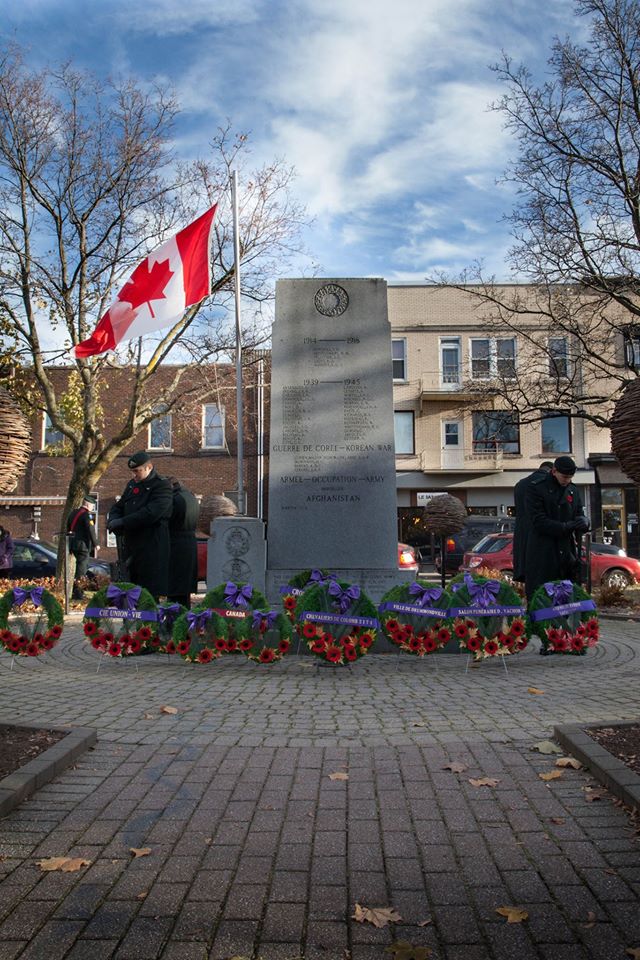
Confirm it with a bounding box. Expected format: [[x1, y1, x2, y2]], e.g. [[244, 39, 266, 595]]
[[127, 451, 151, 468], [554, 455, 577, 475]]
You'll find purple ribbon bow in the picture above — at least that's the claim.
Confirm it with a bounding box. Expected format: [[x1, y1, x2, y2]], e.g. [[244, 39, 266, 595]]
[[252, 610, 279, 630], [106, 583, 142, 612], [465, 573, 501, 608], [408, 582, 443, 607], [544, 580, 574, 605], [158, 603, 182, 627], [328, 581, 361, 613], [224, 581, 253, 608], [186, 609, 213, 632], [12, 586, 44, 608], [309, 569, 337, 587]]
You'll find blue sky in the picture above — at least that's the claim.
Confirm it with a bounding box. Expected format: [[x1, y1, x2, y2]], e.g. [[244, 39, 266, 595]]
[[3, 0, 584, 285]]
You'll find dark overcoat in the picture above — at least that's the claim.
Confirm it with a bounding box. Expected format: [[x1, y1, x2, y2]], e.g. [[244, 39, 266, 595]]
[[168, 484, 200, 597], [108, 469, 173, 598], [513, 468, 549, 581], [67, 507, 98, 556], [524, 473, 585, 599]]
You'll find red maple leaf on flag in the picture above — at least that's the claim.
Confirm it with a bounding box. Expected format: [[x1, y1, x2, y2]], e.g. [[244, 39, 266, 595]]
[[119, 258, 174, 318]]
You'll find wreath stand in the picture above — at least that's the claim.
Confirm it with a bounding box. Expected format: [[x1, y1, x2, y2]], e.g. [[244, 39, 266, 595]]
[[464, 652, 509, 676]]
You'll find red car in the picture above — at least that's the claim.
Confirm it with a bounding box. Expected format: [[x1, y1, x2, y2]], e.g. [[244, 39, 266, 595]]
[[461, 532, 640, 590], [196, 539, 419, 580]]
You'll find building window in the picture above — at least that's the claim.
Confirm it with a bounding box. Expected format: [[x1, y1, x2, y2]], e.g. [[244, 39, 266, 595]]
[[392, 339, 407, 381], [472, 410, 520, 454], [440, 338, 461, 385], [470, 338, 516, 379], [548, 336, 569, 378], [148, 406, 172, 450], [541, 411, 571, 453], [443, 421, 460, 447], [623, 327, 640, 369], [42, 413, 63, 449], [394, 411, 414, 454], [202, 403, 225, 449]]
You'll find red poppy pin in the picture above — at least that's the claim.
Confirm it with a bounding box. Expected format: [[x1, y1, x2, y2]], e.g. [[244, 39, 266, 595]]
[[132, 487, 140, 494], [566, 494, 573, 503]]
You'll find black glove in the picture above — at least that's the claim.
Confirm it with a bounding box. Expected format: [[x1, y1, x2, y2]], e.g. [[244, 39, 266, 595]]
[[573, 516, 590, 533], [107, 517, 124, 532]]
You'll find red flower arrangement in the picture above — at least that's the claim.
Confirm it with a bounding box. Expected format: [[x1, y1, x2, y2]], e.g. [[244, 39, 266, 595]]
[[0, 586, 64, 658], [82, 583, 158, 658], [295, 579, 379, 665], [378, 581, 450, 656], [280, 569, 336, 622], [170, 606, 229, 664], [447, 573, 530, 661], [528, 580, 598, 655]]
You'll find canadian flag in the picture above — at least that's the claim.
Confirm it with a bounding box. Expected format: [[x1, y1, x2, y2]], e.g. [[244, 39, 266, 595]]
[[74, 205, 218, 358]]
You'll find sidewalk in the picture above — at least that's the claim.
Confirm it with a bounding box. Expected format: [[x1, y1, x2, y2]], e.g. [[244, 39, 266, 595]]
[[0, 619, 638, 959]]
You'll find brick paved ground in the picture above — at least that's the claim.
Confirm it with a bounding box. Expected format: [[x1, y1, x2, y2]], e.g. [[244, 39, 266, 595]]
[[0, 619, 638, 959]]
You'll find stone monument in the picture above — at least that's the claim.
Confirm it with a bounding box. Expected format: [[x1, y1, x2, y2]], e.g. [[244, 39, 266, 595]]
[[266, 278, 408, 602]]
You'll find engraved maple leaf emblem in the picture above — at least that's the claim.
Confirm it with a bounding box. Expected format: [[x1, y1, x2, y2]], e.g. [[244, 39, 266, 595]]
[[120, 258, 174, 317]]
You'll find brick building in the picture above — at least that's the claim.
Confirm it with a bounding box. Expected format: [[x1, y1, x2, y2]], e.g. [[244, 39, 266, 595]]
[[0, 356, 270, 559]]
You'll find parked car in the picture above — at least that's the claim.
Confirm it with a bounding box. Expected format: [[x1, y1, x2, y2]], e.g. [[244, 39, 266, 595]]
[[435, 516, 516, 574], [195, 538, 420, 580], [0, 538, 111, 580], [461, 533, 640, 589]]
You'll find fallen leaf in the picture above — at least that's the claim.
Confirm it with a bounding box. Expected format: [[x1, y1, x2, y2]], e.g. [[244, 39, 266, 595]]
[[352, 903, 402, 928], [585, 787, 607, 802], [36, 857, 91, 873], [417, 918, 433, 927], [556, 757, 582, 769], [527, 687, 545, 695], [539, 770, 564, 781], [137, 891, 148, 900], [328, 772, 349, 781], [468, 777, 500, 787], [550, 817, 566, 825], [582, 911, 597, 928], [143, 712, 155, 720], [412, 722, 426, 728], [442, 761, 467, 773], [130, 847, 151, 858], [160, 705, 178, 715], [626, 949, 640, 959], [532, 740, 562, 754], [385, 941, 433, 960], [496, 906, 529, 924], [604, 867, 617, 875]]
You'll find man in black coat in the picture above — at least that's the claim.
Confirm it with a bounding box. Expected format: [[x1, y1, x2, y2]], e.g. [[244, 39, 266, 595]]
[[512, 461, 553, 582], [167, 478, 200, 609], [67, 494, 99, 599], [524, 455, 590, 602], [107, 452, 173, 599]]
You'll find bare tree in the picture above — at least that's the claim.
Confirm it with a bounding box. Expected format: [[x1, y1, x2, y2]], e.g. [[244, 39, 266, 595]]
[[0, 45, 309, 568], [453, 0, 640, 427]]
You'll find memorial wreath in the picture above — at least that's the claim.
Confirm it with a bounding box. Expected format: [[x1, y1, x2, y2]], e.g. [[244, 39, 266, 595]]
[[447, 572, 530, 660], [296, 578, 378, 665], [150, 602, 188, 653], [82, 582, 158, 657], [196, 581, 269, 656], [171, 606, 229, 663], [378, 581, 450, 656], [528, 580, 598, 655], [280, 569, 336, 622], [0, 585, 63, 657]]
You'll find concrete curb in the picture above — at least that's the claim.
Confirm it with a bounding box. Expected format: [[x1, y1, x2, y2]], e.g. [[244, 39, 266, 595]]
[[0, 725, 97, 818], [554, 720, 640, 811]]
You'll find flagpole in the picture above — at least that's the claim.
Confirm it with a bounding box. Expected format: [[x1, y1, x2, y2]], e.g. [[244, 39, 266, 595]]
[[231, 170, 245, 515]]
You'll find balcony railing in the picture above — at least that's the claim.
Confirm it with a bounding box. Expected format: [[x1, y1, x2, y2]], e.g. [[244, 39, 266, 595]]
[[420, 446, 504, 473]]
